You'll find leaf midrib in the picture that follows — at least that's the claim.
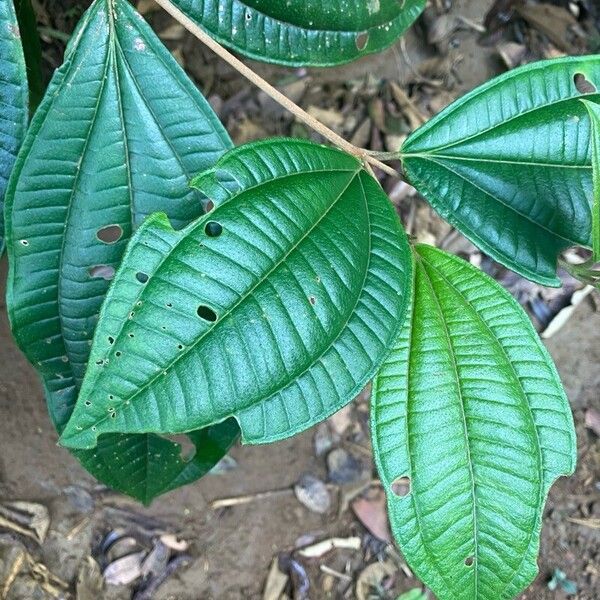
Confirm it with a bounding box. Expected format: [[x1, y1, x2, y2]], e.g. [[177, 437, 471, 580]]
[[416, 254, 479, 598], [57, 13, 112, 389], [402, 153, 592, 170]]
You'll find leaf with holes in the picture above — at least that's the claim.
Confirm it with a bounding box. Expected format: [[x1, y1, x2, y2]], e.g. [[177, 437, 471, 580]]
[[371, 245, 576, 600], [5, 0, 237, 502], [401, 55, 600, 286], [78, 418, 239, 505], [168, 0, 426, 67], [0, 0, 28, 240], [59, 138, 413, 450]]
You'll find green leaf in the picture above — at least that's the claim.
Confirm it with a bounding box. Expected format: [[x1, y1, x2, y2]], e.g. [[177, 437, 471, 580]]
[[371, 245, 576, 600], [14, 0, 43, 111], [0, 0, 28, 233], [5, 0, 237, 502], [78, 418, 239, 505], [60, 138, 413, 450], [169, 0, 425, 66], [582, 99, 600, 261], [401, 55, 600, 286]]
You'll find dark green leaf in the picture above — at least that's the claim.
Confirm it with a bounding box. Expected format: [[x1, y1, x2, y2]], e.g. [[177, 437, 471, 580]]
[[6, 0, 237, 502], [60, 139, 413, 450], [0, 0, 28, 236], [401, 55, 600, 286], [372, 245, 576, 600], [79, 418, 239, 505], [14, 0, 43, 111], [582, 99, 600, 261], [169, 0, 426, 66]]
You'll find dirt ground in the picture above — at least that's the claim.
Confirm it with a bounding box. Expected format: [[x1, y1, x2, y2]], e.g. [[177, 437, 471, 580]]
[[0, 0, 599, 599]]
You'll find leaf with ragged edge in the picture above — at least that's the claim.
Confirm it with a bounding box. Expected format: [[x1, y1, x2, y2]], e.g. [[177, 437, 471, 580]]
[[401, 55, 600, 287], [371, 245, 576, 600], [5, 0, 238, 503], [169, 0, 426, 67], [59, 138, 413, 450], [0, 0, 28, 238], [79, 419, 239, 505]]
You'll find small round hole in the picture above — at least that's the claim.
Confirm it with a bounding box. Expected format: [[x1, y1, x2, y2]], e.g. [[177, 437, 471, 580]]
[[177, 344, 184, 350], [166, 302, 173, 308], [128, 333, 134, 338], [355, 32, 369, 51], [391, 476, 411, 497], [574, 73, 597, 94], [115, 351, 122, 357], [197, 305, 218, 322], [85, 400, 91, 406], [88, 265, 115, 280], [19, 239, 29, 246], [309, 296, 316, 305], [136, 272, 149, 283], [97, 224, 123, 244], [465, 556, 475, 567], [205, 221, 223, 237], [108, 336, 114, 344]]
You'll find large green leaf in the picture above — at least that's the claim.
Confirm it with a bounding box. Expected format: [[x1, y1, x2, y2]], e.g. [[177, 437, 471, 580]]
[[401, 55, 600, 286], [0, 0, 28, 234], [60, 139, 413, 450], [372, 245, 576, 600], [168, 0, 426, 66], [5, 0, 237, 502]]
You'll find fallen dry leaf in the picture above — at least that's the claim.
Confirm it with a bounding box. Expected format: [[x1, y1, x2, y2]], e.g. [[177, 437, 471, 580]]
[[262, 557, 288, 600], [103, 551, 145, 586], [351, 487, 392, 543], [585, 408, 600, 437]]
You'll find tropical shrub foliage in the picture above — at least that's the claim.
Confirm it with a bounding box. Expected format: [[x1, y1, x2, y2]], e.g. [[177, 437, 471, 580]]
[[2, 0, 596, 598]]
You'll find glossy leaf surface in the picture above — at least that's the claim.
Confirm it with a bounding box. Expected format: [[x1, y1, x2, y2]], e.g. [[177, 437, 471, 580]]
[[60, 139, 413, 449], [401, 55, 600, 286], [0, 0, 28, 237], [6, 0, 237, 502], [372, 245, 576, 600], [169, 0, 426, 66]]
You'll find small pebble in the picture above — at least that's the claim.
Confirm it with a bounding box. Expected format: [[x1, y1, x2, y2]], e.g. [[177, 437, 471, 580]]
[[294, 473, 331, 514], [327, 448, 363, 484]]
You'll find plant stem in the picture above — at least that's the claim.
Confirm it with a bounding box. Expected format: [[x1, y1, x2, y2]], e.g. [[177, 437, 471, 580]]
[[152, 0, 401, 178]]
